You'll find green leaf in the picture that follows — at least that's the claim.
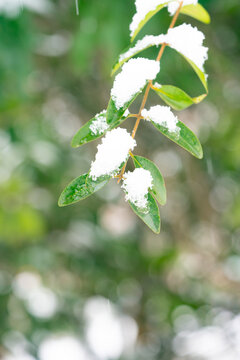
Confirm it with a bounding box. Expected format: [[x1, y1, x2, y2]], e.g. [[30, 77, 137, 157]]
[[182, 55, 208, 92], [58, 173, 110, 207], [131, 3, 168, 42], [153, 84, 207, 111], [71, 114, 106, 148], [133, 155, 166, 205], [106, 91, 140, 124], [129, 193, 160, 233], [180, 3, 211, 24], [146, 117, 203, 159], [71, 111, 129, 148]]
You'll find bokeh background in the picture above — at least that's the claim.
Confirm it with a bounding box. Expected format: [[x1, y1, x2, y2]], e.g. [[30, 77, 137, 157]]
[[1, 0, 240, 359]]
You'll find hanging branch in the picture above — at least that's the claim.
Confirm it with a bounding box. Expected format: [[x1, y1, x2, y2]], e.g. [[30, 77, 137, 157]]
[[59, 0, 211, 234]]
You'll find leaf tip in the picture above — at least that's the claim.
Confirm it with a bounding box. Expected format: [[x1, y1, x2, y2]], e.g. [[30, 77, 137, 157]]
[[197, 148, 204, 160], [153, 226, 161, 234], [71, 137, 79, 148], [57, 196, 65, 207]]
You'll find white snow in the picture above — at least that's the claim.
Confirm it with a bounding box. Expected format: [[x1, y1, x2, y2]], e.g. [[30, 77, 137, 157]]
[[119, 24, 207, 75], [122, 168, 153, 209], [153, 82, 162, 89], [119, 35, 165, 63], [111, 58, 160, 109], [89, 128, 136, 180], [168, 0, 198, 16], [89, 110, 108, 135], [142, 105, 180, 135], [164, 23, 208, 71], [129, 0, 198, 36], [130, 0, 171, 38]]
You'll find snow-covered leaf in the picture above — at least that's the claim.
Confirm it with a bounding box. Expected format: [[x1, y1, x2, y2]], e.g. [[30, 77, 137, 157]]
[[58, 173, 110, 207], [130, 3, 168, 42], [122, 168, 153, 209], [110, 58, 160, 112], [129, 192, 160, 233], [89, 128, 136, 180], [180, 3, 211, 24], [112, 25, 208, 92], [153, 84, 207, 110], [163, 24, 208, 91], [133, 155, 166, 205], [71, 111, 129, 148], [142, 105, 203, 159]]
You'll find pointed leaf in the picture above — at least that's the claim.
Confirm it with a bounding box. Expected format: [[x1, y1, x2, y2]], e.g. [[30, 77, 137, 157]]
[[180, 3, 211, 24], [129, 193, 160, 233], [153, 84, 207, 110], [131, 3, 168, 42], [58, 173, 110, 207], [72, 112, 129, 148], [133, 155, 166, 205], [147, 117, 203, 159]]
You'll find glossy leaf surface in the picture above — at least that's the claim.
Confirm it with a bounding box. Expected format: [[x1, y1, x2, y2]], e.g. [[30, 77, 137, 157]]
[[58, 174, 110, 207], [180, 3, 211, 24], [146, 118, 203, 159], [129, 193, 160, 233], [153, 84, 206, 110]]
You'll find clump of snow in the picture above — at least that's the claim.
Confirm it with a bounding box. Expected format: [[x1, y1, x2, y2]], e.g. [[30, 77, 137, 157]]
[[111, 58, 160, 109], [130, 0, 170, 38], [122, 168, 153, 209], [89, 110, 109, 135], [153, 82, 162, 89], [142, 105, 180, 136], [119, 35, 165, 63], [168, 0, 198, 16], [90, 128, 136, 180], [165, 23, 208, 71]]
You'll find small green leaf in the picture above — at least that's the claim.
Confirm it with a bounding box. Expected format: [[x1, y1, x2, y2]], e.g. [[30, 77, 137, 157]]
[[153, 84, 206, 111], [129, 193, 160, 234], [180, 3, 211, 24], [147, 118, 203, 159], [131, 3, 167, 42], [58, 174, 110, 207], [71, 116, 104, 148], [71, 111, 129, 148], [133, 155, 166, 205], [106, 91, 140, 124]]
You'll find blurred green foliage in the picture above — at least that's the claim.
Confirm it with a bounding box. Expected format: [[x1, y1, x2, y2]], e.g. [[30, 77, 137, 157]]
[[0, 0, 240, 359]]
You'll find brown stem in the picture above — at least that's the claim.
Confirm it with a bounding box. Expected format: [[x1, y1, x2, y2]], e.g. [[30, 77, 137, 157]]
[[129, 114, 141, 118], [117, 1, 183, 182]]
